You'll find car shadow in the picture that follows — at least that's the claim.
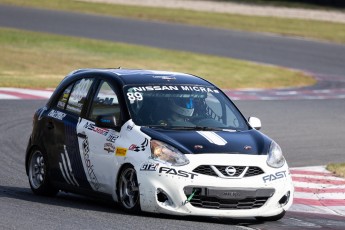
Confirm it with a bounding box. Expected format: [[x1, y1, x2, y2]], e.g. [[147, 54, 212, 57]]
[[0, 184, 266, 227], [0, 184, 123, 214]]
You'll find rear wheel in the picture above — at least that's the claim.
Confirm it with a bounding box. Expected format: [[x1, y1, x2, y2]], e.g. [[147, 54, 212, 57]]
[[28, 148, 58, 196], [117, 165, 140, 213], [255, 210, 286, 221]]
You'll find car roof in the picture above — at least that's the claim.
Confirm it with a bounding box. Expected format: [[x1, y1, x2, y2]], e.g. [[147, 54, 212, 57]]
[[69, 68, 214, 86]]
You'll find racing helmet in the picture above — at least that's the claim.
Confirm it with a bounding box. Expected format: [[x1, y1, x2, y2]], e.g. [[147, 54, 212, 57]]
[[170, 97, 194, 117]]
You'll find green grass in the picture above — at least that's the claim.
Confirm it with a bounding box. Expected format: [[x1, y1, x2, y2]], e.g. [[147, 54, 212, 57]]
[[0, 28, 314, 89], [1, 0, 345, 44], [327, 163, 345, 178]]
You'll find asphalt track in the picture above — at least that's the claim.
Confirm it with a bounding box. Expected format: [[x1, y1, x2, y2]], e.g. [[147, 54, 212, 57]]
[[1, 100, 345, 230], [1, 4, 345, 77], [1, 4, 345, 230]]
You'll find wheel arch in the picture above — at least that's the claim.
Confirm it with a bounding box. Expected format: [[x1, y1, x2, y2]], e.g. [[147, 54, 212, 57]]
[[115, 162, 141, 212], [26, 145, 58, 196], [115, 163, 135, 194], [25, 144, 49, 176], [25, 143, 40, 175]]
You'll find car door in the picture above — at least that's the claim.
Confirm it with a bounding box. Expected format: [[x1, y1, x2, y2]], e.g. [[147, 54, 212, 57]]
[[44, 77, 95, 190], [76, 80, 122, 194]]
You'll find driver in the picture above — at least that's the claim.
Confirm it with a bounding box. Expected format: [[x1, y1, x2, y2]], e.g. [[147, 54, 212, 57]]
[[159, 97, 195, 126]]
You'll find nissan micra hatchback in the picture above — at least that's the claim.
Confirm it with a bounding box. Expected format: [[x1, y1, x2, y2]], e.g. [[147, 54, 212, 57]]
[[26, 69, 293, 221]]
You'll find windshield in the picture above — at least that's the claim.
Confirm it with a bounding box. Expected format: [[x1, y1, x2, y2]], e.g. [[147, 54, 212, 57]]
[[124, 84, 249, 131]]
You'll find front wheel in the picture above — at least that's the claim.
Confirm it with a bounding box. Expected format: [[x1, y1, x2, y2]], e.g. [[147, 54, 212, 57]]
[[28, 148, 58, 196], [255, 210, 286, 221], [117, 165, 140, 213]]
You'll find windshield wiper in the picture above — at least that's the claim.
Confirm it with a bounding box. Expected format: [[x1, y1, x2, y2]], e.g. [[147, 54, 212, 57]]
[[192, 126, 223, 131], [147, 125, 236, 131], [193, 126, 239, 132], [147, 125, 196, 130], [148, 125, 223, 131]]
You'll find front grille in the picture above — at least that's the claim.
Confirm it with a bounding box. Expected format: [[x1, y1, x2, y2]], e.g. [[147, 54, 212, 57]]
[[184, 187, 274, 210], [189, 196, 269, 209], [192, 165, 264, 178], [192, 165, 218, 176], [244, 166, 264, 177]]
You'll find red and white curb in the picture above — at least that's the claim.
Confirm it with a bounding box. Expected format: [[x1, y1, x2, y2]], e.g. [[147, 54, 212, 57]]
[[224, 88, 345, 100], [0, 88, 54, 100], [290, 166, 345, 216]]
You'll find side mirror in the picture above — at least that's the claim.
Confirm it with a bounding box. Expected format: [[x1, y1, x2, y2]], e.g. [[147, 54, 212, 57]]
[[248, 117, 261, 130], [96, 114, 119, 130]]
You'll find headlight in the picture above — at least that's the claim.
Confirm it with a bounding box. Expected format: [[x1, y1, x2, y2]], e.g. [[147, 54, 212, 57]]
[[267, 141, 285, 168], [150, 140, 189, 166]]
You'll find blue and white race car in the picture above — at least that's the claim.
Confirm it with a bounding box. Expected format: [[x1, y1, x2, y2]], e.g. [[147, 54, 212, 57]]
[[25, 68, 293, 221]]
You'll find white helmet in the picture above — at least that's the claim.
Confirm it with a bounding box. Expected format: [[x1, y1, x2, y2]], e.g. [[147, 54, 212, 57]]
[[170, 98, 194, 117]]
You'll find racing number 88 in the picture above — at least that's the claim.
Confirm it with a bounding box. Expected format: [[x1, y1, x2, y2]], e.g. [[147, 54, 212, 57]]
[[127, 92, 143, 101]]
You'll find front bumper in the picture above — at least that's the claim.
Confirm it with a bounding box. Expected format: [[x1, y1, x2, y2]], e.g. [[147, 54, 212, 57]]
[[137, 154, 294, 218]]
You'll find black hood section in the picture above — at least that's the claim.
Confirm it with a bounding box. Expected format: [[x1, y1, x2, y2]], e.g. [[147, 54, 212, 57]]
[[141, 127, 271, 155]]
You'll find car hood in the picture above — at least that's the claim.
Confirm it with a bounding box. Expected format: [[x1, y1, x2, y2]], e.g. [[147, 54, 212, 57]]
[[141, 127, 271, 155]]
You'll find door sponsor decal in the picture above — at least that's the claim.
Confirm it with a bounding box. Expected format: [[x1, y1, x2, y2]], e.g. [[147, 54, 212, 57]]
[[48, 109, 67, 120], [129, 138, 149, 152], [59, 145, 79, 187], [81, 135, 100, 190], [104, 143, 115, 153], [84, 122, 109, 136], [115, 147, 127, 157], [106, 133, 119, 143], [196, 131, 227, 146]]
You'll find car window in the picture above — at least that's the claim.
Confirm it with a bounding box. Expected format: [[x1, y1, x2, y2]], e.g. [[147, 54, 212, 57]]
[[65, 78, 94, 116], [204, 93, 223, 122], [57, 84, 73, 110], [89, 81, 120, 124], [225, 106, 240, 128]]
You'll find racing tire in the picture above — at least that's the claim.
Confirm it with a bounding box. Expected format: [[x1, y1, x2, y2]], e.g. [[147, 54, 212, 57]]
[[117, 165, 141, 213], [28, 148, 58, 196], [255, 210, 286, 222]]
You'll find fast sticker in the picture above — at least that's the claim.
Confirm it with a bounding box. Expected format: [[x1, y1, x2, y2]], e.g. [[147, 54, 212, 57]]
[[115, 147, 127, 157], [262, 171, 286, 183], [159, 167, 198, 179]]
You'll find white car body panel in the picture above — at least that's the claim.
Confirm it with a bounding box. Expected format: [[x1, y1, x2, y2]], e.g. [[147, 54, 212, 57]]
[[77, 118, 294, 217]]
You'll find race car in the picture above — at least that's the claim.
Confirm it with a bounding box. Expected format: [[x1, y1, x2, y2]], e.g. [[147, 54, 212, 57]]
[[25, 68, 293, 221]]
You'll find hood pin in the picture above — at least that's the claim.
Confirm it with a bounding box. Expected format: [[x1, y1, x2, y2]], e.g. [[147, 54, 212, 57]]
[[194, 145, 203, 150], [244, 146, 252, 150]]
